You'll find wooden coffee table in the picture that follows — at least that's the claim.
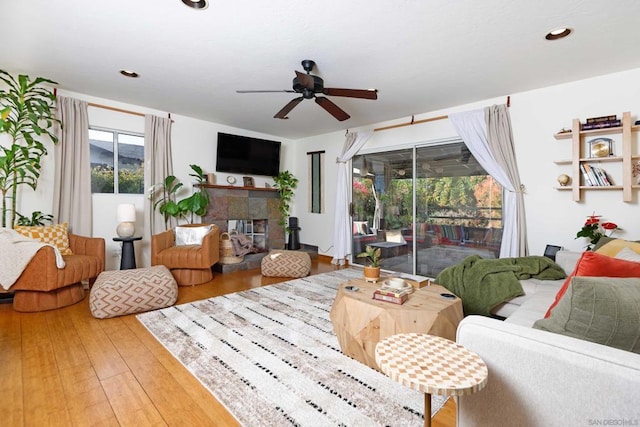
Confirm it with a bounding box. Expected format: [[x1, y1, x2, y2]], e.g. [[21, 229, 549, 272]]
[[375, 333, 488, 427], [329, 279, 463, 370]]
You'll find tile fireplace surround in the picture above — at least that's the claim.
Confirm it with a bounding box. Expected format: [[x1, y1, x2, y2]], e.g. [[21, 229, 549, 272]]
[[201, 184, 286, 251]]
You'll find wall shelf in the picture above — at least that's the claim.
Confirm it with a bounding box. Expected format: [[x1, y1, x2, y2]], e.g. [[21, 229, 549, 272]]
[[554, 111, 638, 202]]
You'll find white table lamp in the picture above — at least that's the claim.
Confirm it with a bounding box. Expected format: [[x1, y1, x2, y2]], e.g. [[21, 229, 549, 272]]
[[116, 203, 136, 237]]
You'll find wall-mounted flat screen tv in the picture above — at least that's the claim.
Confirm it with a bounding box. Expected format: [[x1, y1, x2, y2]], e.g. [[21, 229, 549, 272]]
[[215, 132, 281, 177]]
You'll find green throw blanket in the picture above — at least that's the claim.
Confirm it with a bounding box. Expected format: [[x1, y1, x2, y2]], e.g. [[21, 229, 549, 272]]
[[435, 255, 566, 316]]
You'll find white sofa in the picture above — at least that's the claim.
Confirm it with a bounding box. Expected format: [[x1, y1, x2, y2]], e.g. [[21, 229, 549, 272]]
[[456, 251, 640, 426]]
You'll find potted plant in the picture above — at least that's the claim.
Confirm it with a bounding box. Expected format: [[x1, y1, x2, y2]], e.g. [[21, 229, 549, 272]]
[[149, 164, 210, 228], [272, 170, 298, 230], [0, 70, 59, 228], [357, 245, 382, 281]]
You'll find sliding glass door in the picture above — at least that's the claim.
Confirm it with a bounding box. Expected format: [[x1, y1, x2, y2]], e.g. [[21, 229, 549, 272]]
[[352, 141, 502, 277]]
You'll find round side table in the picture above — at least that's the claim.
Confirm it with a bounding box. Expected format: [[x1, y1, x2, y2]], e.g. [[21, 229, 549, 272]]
[[375, 333, 488, 427], [113, 236, 142, 270]]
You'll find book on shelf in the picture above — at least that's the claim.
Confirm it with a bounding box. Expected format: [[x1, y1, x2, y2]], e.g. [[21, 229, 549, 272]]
[[582, 163, 612, 186], [581, 120, 621, 130], [372, 290, 408, 305], [586, 115, 617, 124], [580, 163, 593, 186]]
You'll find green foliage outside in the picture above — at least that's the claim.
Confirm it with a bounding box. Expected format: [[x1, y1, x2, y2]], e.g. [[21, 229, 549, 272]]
[[91, 165, 144, 194], [354, 175, 503, 230]]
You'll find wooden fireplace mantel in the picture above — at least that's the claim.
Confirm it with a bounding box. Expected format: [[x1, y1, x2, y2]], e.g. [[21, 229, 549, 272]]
[[197, 184, 278, 192]]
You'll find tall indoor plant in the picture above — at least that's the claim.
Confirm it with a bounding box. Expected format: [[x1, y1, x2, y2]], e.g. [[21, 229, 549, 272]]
[[273, 170, 298, 230], [0, 70, 59, 228], [149, 164, 210, 227]]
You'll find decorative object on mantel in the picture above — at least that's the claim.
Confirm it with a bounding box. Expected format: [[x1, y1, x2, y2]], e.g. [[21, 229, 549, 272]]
[[576, 213, 621, 250], [242, 176, 255, 187], [226, 176, 236, 185], [557, 174, 571, 187], [206, 173, 215, 185]]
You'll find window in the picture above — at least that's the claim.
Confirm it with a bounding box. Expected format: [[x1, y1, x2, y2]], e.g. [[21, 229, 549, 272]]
[[351, 141, 503, 277], [89, 128, 144, 194], [308, 151, 325, 213]]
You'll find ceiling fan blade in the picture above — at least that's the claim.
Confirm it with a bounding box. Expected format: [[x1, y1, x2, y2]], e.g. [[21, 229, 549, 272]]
[[295, 71, 315, 90], [315, 97, 350, 121], [236, 90, 296, 93], [274, 97, 304, 119], [323, 88, 378, 100]]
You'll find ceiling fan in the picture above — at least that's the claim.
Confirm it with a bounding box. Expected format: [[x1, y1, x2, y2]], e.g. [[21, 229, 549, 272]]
[[236, 59, 378, 121], [434, 147, 472, 164]]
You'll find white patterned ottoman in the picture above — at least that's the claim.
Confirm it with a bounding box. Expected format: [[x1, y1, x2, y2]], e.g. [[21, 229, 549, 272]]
[[261, 250, 311, 278], [90, 265, 178, 319]]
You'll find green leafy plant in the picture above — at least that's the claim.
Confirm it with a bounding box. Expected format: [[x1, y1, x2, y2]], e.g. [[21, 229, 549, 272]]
[[356, 245, 382, 267], [15, 210, 54, 226], [272, 170, 298, 230], [0, 70, 59, 227], [149, 164, 210, 227]]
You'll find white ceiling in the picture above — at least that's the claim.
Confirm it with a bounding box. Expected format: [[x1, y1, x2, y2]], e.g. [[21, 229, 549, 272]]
[[3, 0, 640, 140]]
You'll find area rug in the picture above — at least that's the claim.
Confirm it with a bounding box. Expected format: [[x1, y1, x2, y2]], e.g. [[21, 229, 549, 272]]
[[137, 269, 448, 426]]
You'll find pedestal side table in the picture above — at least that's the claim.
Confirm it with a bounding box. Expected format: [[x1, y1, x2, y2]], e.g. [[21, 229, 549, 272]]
[[113, 236, 142, 270], [375, 333, 487, 427]]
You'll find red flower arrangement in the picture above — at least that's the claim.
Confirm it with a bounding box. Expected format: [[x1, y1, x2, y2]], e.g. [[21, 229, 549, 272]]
[[576, 213, 620, 250]]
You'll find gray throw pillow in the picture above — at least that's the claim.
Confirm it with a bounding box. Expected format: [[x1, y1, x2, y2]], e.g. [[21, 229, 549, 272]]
[[533, 276, 640, 354]]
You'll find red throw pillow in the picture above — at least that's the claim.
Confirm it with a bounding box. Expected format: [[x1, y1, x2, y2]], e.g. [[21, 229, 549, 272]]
[[544, 251, 640, 318]]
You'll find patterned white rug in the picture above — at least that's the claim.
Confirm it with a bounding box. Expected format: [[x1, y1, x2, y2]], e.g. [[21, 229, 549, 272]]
[[137, 268, 448, 426]]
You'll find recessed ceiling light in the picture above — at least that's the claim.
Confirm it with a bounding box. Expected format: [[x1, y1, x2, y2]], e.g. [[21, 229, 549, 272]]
[[181, 0, 208, 9], [545, 27, 572, 41], [119, 70, 139, 78]]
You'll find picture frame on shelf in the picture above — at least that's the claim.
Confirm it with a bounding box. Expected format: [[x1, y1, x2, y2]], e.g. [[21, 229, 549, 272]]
[[242, 176, 255, 187], [633, 159, 640, 185]]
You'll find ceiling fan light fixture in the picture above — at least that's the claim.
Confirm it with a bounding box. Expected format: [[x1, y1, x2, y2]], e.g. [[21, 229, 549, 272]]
[[181, 0, 208, 10], [545, 27, 572, 40], [119, 70, 139, 78]]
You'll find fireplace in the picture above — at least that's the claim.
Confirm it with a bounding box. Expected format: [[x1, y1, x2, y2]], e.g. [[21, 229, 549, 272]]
[[228, 219, 268, 251], [202, 184, 285, 251]]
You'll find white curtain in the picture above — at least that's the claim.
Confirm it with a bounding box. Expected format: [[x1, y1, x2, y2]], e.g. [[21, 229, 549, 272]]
[[449, 105, 528, 257], [143, 115, 173, 241], [332, 131, 373, 265], [53, 96, 92, 235]]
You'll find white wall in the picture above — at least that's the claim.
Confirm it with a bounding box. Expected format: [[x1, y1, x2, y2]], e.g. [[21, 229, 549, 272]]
[[10, 66, 640, 267], [15, 90, 294, 270], [294, 67, 640, 258]]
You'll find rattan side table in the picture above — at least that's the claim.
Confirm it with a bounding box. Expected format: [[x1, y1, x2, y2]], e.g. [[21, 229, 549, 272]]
[[375, 333, 488, 427]]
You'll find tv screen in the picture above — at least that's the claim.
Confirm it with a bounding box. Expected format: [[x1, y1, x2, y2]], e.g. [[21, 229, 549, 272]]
[[215, 132, 281, 177]]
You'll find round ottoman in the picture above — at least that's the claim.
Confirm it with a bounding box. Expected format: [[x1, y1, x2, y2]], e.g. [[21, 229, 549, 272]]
[[261, 250, 311, 278]]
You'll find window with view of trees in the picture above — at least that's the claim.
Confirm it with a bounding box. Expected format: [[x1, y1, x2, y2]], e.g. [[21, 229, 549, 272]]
[[352, 141, 502, 277], [89, 128, 144, 194]]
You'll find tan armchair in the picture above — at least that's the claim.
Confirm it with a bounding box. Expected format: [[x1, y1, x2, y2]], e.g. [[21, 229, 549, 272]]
[[151, 224, 220, 286], [12, 234, 105, 312]]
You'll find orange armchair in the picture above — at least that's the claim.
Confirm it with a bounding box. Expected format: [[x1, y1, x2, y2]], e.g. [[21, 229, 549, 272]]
[[151, 224, 220, 286], [11, 234, 105, 312]]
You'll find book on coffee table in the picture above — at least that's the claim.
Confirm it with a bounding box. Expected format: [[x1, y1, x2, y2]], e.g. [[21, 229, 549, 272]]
[[372, 290, 409, 305]]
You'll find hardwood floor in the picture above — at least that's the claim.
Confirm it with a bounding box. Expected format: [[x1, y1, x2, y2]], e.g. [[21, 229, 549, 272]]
[[0, 257, 456, 426]]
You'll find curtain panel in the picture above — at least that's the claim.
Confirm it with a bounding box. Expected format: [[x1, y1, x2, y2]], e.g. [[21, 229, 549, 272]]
[[332, 131, 373, 265], [449, 105, 528, 257], [143, 115, 173, 239], [53, 96, 92, 235]]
